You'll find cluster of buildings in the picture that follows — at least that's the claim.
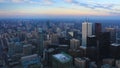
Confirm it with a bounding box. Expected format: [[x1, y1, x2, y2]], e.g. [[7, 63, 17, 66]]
[[0, 19, 120, 68]]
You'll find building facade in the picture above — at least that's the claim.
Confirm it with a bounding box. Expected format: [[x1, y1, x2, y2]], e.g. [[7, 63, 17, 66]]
[[82, 22, 92, 47]]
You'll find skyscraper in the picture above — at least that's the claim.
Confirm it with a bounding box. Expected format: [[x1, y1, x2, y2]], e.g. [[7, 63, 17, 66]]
[[38, 28, 44, 56], [70, 38, 80, 49], [82, 22, 92, 47], [105, 27, 116, 43], [95, 23, 102, 39], [99, 32, 111, 59], [87, 35, 97, 47]]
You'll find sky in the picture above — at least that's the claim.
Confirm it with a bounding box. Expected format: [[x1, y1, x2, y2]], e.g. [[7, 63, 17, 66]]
[[0, 0, 120, 19]]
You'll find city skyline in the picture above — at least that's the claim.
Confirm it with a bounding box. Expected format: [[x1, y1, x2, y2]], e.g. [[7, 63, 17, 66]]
[[0, 17, 120, 68], [0, 0, 120, 19], [0, 1, 120, 68]]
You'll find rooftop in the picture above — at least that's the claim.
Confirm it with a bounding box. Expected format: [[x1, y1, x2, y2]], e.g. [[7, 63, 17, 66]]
[[21, 54, 38, 60], [88, 35, 96, 38], [53, 53, 72, 63], [80, 46, 87, 49], [111, 43, 120, 47], [23, 44, 32, 48]]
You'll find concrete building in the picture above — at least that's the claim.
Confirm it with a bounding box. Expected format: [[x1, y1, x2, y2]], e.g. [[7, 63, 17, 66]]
[[74, 57, 90, 68], [110, 43, 120, 59], [82, 22, 92, 47], [102, 58, 115, 66], [87, 35, 97, 47], [89, 62, 97, 68], [116, 27, 120, 44], [14, 42, 23, 53], [95, 23, 102, 39], [70, 38, 80, 49], [38, 28, 44, 56], [8, 42, 15, 57], [23, 44, 32, 56], [0, 57, 4, 67], [79, 46, 87, 57], [101, 64, 112, 68], [43, 40, 51, 48], [105, 27, 116, 43], [58, 37, 70, 45], [116, 60, 120, 68], [99, 32, 111, 59], [21, 54, 40, 68], [50, 33, 59, 44]]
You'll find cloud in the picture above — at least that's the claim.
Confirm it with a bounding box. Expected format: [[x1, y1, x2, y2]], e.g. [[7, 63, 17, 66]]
[[11, 0, 23, 3], [0, 0, 27, 3], [9, 0, 54, 5], [64, 0, 120, 15], [0, 0, 119, 15], [0, 0, 9, 2], [70, 1, 114, 10], [0, 0, 4, 2], [44, 0, 54, 5], [64, 0, 73, 3], [64, 0, 79, 4]]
